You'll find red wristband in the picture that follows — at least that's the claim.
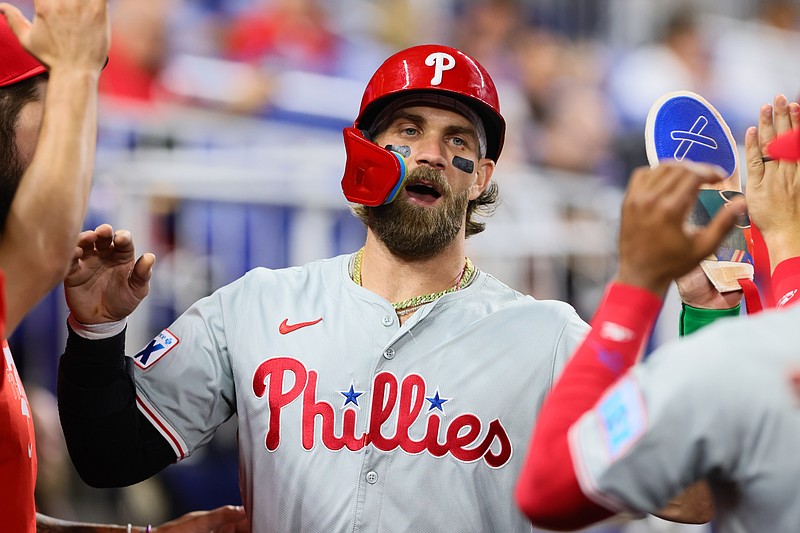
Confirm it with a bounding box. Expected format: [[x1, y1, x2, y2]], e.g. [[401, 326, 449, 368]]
[[772, 257, 800, 308]]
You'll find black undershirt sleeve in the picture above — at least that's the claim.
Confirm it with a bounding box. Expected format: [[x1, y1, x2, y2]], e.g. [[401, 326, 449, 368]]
[[57, 324, 176, 488]]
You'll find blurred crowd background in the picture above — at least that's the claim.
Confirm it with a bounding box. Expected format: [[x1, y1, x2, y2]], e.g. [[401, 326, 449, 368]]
[[10, 0, 800, 531]]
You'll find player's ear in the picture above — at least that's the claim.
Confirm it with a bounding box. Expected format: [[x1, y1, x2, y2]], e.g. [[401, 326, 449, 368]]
[[469, 158, 494, 201]]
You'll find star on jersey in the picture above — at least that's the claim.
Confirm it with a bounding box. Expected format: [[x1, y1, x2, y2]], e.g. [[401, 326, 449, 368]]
[[426, 390, 449, 412], [340, 384, 364, 408]]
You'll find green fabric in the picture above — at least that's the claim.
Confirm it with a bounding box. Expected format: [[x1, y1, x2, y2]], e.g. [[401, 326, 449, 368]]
[[679, 303, 741, 337]]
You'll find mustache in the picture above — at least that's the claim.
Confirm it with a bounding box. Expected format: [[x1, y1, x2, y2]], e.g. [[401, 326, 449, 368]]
[[404, 166, 450, 193]]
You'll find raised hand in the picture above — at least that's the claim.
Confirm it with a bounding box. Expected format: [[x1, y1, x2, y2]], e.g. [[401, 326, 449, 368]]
[[745, 94, 800, 270], [617, 161, 745, 296], [153, 505, 248, 533], [0, 0, 109, 75], [64, 224, 155, 325]]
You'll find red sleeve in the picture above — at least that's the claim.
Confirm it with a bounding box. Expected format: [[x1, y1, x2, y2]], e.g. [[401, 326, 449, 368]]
[[772, 257, 800, 308], [515, 282, 662, 531], [0, 270, 5, 339]]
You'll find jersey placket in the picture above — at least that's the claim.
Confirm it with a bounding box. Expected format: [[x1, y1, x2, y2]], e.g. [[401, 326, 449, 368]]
[[351, 303, 424, 531]]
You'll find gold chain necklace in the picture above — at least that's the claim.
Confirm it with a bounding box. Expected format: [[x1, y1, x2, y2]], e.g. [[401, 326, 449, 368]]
[[351, 248, 474, 315]]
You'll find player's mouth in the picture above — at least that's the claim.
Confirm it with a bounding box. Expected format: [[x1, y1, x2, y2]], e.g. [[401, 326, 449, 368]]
[[405, 180, 443, 206]]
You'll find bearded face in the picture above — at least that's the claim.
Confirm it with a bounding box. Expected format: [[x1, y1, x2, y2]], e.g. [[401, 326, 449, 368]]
[[354, 166, 471, 259]]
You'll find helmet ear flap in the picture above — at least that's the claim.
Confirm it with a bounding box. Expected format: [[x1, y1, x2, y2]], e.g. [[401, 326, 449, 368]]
[[341, 127, 408, 206]]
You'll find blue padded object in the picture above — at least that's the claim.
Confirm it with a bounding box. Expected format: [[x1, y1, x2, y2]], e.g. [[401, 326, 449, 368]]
[[646, 92, 737, 178], [383, 151, 408, 203]]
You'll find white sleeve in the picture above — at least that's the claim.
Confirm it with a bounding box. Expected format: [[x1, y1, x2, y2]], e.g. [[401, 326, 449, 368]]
[[131, 283, 238, 460], [552, 308, 591, 381]]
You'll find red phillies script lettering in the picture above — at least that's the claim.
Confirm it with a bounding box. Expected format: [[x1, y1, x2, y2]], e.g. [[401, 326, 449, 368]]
[[252, 357, 512, 468]]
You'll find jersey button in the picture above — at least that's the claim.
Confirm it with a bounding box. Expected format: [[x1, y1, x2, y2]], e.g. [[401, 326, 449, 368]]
[[383, 348, 395, 360], [382, 315, 394, 326], [365, 471, 379, 484]]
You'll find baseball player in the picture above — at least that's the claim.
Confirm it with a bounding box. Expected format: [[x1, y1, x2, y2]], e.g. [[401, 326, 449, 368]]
[[0, 1, 246, 532], [57, 44, 712, 532], [516, 94, 800, 532]]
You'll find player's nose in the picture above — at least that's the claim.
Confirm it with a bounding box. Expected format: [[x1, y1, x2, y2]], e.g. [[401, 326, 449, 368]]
[[414, 136, 448, 170]]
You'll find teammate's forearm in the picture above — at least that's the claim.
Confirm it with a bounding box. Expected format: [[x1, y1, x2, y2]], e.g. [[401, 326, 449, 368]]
[[763, 234, 800, 275], [58, 325, 175, 486], [12, 68, 99, 246], [37, 513, 134, 532], [18, 67, 100, 231], [516, 282, 662, 529], [0, 69, 100, 334]]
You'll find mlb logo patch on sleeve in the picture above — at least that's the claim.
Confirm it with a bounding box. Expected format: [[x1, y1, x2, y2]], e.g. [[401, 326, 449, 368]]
[[596, 375, 647, 461], [133, 329, 180, 370]]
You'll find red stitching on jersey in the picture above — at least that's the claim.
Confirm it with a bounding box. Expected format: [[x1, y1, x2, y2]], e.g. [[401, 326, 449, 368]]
[[136, 396, 186, 459]]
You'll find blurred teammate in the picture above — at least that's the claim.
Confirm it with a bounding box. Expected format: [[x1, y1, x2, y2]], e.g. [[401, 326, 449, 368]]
[[0, 2, 246, 531], [56, 43, 718, 532], [516, 94, 800, 532]]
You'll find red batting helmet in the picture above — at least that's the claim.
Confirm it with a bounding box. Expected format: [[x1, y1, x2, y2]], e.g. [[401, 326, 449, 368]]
[[0, 17, 46, 87], [355, 44, 506, 162]]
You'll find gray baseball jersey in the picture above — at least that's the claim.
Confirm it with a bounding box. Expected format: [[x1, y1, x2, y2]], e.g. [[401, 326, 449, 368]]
[[570, 304, 800, 533], [129, 253, 588, 532]]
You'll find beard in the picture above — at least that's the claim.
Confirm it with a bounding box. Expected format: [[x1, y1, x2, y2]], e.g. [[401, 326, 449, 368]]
[[356, 167, 470, 259]]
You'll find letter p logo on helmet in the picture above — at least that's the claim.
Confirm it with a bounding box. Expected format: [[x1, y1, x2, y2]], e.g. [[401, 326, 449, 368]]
[[425, 52, 456, 85], [352, 44, 507, 162]]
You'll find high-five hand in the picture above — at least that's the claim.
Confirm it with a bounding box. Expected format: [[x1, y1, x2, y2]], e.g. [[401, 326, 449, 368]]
[[0, 0, 109, 74], [745, 94, 800, 270], [64, 224, 155, 324], [617, 161, 745, 296]]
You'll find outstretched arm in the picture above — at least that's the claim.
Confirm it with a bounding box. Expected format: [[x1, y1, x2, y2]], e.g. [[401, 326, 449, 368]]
[[36, 505, 248, 532], [58, 325, 176, 487], [0, 0, 109, 335], [58, 225, 172, 486], [516, 161, 741, 530], [517, 93, 800, 530]]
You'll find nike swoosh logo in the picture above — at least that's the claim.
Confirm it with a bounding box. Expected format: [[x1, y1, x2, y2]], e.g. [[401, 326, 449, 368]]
[[279, 318, 323, 335]]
